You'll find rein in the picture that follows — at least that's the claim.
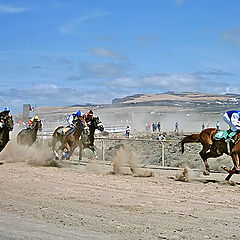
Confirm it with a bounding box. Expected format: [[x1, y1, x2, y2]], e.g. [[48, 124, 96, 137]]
[[65, 125, 77, 138], [65, 120, 86, 138]]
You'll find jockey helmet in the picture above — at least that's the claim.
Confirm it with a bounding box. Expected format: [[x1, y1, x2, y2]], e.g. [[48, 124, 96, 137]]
[[88, 110, 93, 115], [4, 107, 10, 112], [34, 116, 39, 120], [76, 110, 82, 117]]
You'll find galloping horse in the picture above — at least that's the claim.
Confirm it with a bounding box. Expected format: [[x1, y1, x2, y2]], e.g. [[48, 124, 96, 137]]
[[181, 128, 240, 181], [79, 116, 104, 163], [0, 115, 14, 152], [52, 116, 88, 162], [17, 119, 42, 146]]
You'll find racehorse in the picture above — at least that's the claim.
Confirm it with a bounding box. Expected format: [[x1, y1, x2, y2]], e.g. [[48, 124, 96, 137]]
[[52, 116, 89, 162], [0, 115, 14, 152], [79, 116, 104, 163], [180, 128, 240, 181], [17, 119, 42, 146]]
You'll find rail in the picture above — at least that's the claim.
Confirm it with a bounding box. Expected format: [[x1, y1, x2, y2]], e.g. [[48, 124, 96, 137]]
[[38, 132, 179, 167]]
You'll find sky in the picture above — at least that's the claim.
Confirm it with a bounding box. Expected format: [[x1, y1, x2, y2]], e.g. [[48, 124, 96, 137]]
[[1, 0, 240, 113]]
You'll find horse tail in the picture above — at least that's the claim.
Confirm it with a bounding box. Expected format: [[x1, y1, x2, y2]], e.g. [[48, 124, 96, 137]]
[[180, 133, 200, 154]]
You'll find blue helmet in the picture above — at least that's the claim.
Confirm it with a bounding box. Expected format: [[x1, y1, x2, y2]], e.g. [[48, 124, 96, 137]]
[[4, 107, 10, 112], [76, 110, 82, 117]]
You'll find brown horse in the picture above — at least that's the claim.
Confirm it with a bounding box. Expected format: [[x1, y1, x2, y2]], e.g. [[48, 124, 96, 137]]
[[17, 119, 42, 146], [52, 116, 89, 162], [181, 128, 240, 181], [0, 115, 14, 152]]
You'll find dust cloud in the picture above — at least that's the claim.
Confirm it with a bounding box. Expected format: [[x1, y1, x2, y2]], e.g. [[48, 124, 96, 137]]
[[0, 140, 56, 167], [113, 147, 154, 177]]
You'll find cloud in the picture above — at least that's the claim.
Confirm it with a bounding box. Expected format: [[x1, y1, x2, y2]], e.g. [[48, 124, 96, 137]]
[[95, 35, 118, 43], [0, 4, 27, 13], [222, 27, 240, 46], [59, 11, 110, 34], [0, 84, 115, 113], [136, 34, 160, 47], [78, 62, 130, 79], [110, 72, 238, 94], [194, 69, 234, 76], [175, 0, 184, 5], [89, 47, 118, 58]]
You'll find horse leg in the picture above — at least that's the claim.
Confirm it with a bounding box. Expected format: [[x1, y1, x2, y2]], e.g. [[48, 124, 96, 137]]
[[89, 145, 98, 159], [200, 144, 223, 175], [199, 145, 211, 175], [223, 152, 240, 181], [66, 144, 77, 160], [62, 142, 72, 160], [52, 136, 61, 160], [78, 140, 83, 165]]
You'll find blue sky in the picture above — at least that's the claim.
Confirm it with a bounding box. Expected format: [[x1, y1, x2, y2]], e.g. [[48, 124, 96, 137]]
[[1, 0, 240, 113]]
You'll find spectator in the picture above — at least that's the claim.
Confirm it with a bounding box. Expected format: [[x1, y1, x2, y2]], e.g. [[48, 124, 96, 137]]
[[126, 126, 131, 138], [207, 122, 210, 128], [202, 122, 205, 131], [174, 122, 179, 133], [157, 133, 166, 141], [157, 122, 161, 132], [216, 120, 220, 130]]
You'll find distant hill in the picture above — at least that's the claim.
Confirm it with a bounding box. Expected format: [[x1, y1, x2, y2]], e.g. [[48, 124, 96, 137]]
[[112, 92, 240, 105]]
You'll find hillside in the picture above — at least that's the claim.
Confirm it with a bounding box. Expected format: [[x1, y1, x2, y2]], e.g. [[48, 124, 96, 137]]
[[112, 92, 240, 104]]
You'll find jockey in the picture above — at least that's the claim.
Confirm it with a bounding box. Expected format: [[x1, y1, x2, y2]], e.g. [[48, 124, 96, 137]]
[[83, 110, 94, 124], [0, 107, 11, 124], [223, 110, 240, 132], [67, 110, 82, 127], [28, 115, 39, 129]]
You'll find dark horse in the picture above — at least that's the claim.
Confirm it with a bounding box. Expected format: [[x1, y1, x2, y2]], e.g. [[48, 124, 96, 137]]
[[17, 119, 42, 146], [52, 116, 88, 162], [181, 128, 240, 181], [0, 115, 14, 152], [79, 116, 104, 164]]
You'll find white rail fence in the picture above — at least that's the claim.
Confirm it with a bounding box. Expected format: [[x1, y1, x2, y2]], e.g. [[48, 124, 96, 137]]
[[38, 131, 179, 167]]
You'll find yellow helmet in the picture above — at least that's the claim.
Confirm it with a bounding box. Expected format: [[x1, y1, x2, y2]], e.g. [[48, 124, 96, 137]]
[[34, 116, 39, 120]]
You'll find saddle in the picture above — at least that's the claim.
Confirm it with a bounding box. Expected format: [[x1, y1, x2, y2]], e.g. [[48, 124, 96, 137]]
[[215, 130, 237, 141], [57, 126, 71, 135]]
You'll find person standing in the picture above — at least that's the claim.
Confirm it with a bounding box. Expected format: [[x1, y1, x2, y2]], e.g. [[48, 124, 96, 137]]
[[157, 122, 161, 132], [174, 122, 179, 133], [202, 122, 205, 131], [126, 126, 131, 138], [216, 121, 220, 130]]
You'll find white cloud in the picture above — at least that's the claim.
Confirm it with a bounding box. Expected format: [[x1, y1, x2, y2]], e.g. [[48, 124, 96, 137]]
[[79, 62, 130, 79], [59, 11, 110, 34], [222, 27, 240, 46], [89, 47, 118, 58], [0, 84, 114, 113], [0, 4, 27, 13], [110, 72, 237, 94]]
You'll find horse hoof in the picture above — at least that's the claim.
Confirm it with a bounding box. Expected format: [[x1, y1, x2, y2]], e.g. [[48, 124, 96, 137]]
[[203, 170, 210, 175]]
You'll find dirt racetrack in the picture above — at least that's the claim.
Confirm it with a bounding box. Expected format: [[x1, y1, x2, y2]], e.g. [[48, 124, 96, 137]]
[[0, 140, 240, 240]]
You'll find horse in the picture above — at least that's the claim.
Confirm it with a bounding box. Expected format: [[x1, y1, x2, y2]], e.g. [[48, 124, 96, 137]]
[[52, 116, 89, 162], [0, 115, 14, 152], [79, 116, 104, 163], [180, 128, 240, 181], [17, 119, 42, 146]]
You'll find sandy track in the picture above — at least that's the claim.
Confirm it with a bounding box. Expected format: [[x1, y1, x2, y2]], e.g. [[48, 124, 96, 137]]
[[0, 160, 240, 240]]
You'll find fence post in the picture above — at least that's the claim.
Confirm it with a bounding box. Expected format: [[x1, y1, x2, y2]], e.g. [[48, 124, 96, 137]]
[[160, 141, 165, 167], [101, 139, 105, 161]]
